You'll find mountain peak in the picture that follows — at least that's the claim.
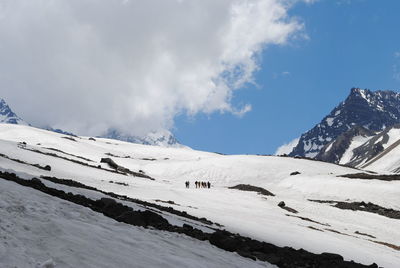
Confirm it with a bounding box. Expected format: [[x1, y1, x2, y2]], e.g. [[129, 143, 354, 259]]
[[288, 88, 400, 158], [101, 128, 185, 148], [0, 99, 27, 125]]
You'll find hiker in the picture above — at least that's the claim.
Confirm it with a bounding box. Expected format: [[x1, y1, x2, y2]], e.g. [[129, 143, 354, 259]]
[[207, 181, 211, 188], [195, 181, 198, 188], [185, 181, 189, 188]]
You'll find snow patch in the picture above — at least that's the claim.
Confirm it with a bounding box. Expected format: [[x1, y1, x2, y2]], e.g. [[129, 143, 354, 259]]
[[339, 136, 373, 165], [325, 117, 334, 127], [325, 142, 333, 152]]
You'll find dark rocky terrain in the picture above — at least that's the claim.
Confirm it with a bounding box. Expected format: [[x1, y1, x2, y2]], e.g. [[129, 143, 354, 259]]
[[315, 126, 374, 164]]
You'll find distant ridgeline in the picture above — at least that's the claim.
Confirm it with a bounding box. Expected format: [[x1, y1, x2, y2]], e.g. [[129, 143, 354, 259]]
[[0, 98, 182, 148], [283, 88, 400, 168]]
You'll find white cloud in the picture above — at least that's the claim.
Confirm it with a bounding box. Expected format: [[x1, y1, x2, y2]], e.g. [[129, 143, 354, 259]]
[[0, 0, 306, 136], [275, 137, 299, 155]]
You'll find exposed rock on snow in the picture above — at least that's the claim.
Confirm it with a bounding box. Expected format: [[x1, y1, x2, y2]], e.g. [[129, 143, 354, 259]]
[[309, 199, 400, 220], [228, 184, 275, 196]]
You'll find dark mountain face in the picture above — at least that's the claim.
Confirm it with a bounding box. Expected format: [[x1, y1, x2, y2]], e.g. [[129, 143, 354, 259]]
[[0, 99, 26, 125], [289, 88, 400, 158], [315, 126, 375, 164]]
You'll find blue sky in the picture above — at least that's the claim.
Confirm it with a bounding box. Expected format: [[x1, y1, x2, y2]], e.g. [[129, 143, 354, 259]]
[[175, 0, 400, 155]]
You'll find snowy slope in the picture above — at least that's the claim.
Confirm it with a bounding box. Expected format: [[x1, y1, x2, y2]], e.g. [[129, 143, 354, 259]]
[[358, 126, 400, 173], [0, 124, 399, 267], [0, 178, 271, 268]]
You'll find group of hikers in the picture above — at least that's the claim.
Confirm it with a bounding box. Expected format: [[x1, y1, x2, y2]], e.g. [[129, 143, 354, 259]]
[[184, 181, 211, 189]]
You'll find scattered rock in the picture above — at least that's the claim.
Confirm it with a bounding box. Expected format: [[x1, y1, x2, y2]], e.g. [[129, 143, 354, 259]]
[[281, 206, 298, 214], [141, 158, 156, 161], [339, 173, 400, 181], [228, 184, 275, 196], [290, 171, 301, 176], [100, 158, 119, 169], [371, 240, 400, 251], [89, 137, 96, 141], [277, 202, 298, 213], [109, 181, 129, 186], [100, 157, 154, 180], [355, 231, 376, 239], [104, 152, 131, 158], [31, 178, 44, 185], [62, 136, 77, 142], [154, 199, 179, 206], [43, 165, 51, 171], [99, 197, 117, 207], [286, 214, 330, 226], [309, 199, 400, 220]]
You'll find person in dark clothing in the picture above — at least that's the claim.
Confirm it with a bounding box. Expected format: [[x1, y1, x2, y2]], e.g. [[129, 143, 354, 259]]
[[207, 181, 211, 188], [195, 181, 198, 188]]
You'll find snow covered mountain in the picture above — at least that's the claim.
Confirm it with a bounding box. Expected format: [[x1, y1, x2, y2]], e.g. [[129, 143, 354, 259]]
[[0, 124, 398, 267], [288, 88, 400, 158], [101, 128, 184, 148], [0, 98, 183, 148], [0, 98, 27, 125]]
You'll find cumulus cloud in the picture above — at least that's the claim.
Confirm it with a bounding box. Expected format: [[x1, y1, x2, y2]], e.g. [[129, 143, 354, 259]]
[[0, 0, 305, 136], [275, 137, 299, 155]]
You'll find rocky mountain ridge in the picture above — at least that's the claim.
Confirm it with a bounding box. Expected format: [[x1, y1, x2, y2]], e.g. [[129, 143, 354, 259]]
[[288, 88, 400, 158]]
